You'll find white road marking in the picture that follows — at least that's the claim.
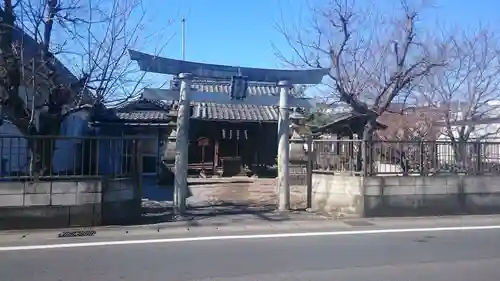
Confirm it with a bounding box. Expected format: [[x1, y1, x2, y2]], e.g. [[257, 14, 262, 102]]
[[1, 224, 500, 252]]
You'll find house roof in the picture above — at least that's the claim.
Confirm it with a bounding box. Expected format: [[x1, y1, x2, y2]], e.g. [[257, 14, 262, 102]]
[[139, 77, 315, 122], [142, 87, 315, 110], [434, 117, 500, 126], [311, 112, 387, 135], [114, 111, 173, 122], [115, 99, 174, 122], [95, 98, 295, 123], [376, 107, 445, 140], [116, 98, 172, 112], [93, 99, 174, 123], [191, 102, 279, 122]]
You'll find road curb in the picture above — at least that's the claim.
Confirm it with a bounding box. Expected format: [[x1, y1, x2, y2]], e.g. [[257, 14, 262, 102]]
[[0, 212, 334, 243]]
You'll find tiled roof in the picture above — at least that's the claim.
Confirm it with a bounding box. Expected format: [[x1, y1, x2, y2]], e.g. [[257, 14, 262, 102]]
[[191, 102, 279, 122], [94, 99, 174, 123], [311, 112, 387, 135], [116, 99, 174, 122], [100, 98, 290, 123], [170, 79, 291, 96], [377, 108, 444, 140], [116, 98, 173, 111], [115, 111, 172, 122]]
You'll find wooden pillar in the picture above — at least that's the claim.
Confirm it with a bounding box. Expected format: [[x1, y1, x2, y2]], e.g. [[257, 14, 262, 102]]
[[336, 134, 341, 155], [213, 139, 219, 171], [255, 123, 261, 167]]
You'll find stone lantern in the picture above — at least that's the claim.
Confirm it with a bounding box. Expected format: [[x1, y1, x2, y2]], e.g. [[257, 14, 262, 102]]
[[289, 109, 311, 163]]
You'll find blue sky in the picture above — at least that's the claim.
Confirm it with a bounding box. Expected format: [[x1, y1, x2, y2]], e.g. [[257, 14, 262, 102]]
[[140, 0, 500, 69], [47, 0, 500, 100]]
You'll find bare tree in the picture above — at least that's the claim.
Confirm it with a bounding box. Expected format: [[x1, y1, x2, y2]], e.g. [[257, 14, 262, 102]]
[[0, 0, 171, 175], [377, 109, 439, 141], [374, 109, 440, 174], [292, 84, 308, 98], [274, 0, 443, 142], [0, 0, 88, 175], [423, 29, 500, 167], [425, 29, 500, 141], [60, 0, 173, 106]]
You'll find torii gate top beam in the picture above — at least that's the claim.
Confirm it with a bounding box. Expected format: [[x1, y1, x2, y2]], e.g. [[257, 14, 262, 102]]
[[129, 50, 329, 85]]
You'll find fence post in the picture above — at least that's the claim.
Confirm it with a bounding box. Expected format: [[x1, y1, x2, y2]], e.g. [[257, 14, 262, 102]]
[[475, 142, 482, 175], [362, 140, 369, 176], [132, 139, 143, 223], [419, 141, 425, 176], [306, 135, 313, 210], [136, 139, 143, 201]]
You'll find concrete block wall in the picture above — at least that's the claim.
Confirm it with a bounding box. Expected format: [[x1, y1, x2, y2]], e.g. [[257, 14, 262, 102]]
[[310, 173, 500, 218], [364, 175, 500, 216], [102, 180, 135, 202], [101, 179, 139, 225], [0, 179, 138, 230], [310, 172, 364, 217], [364, 176, 461, 216], [0, 181, 102, 208]]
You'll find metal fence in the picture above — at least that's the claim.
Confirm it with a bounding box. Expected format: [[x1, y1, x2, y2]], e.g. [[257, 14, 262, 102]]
[[312, 139, 363, 175], [0, 135, 151, 180], [310, 139, 500, 176]]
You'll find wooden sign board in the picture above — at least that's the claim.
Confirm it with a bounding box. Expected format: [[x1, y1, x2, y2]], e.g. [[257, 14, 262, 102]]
[[197, 137, 210, 147]]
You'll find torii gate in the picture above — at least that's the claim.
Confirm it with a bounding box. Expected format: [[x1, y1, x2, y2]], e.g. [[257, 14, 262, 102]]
[[128, 49, 329, 214]]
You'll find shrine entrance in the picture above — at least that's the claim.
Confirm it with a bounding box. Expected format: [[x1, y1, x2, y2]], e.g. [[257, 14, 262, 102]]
[[217, 127, 253, 177], [188, 120, 266, 177]]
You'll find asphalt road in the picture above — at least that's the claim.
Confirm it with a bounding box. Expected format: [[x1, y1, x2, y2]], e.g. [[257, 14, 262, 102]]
[[1, 225, 500, 281]]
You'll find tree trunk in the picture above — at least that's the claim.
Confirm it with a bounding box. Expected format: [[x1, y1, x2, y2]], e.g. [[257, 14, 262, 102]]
[[452, 140, 468, 172], [34, 112, 63, 175], [362, 119, 376, 176]]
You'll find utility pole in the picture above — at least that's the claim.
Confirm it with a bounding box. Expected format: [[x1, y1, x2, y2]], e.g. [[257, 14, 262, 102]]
[[181, 17, 186, 60], [277, 80, 291, 211], [173, 72, 192, 216]]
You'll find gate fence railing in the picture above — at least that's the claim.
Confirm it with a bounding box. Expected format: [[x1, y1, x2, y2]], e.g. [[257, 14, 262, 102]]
[[309, 139, 500, 176], [0, 135, 153, 181]]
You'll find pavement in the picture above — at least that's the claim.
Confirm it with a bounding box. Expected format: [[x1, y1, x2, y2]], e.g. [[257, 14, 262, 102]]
[[143, 177, 303, 210], [186, 177, 307, 209], [140, 176, 308, 225], [1, 215, 500, 280]]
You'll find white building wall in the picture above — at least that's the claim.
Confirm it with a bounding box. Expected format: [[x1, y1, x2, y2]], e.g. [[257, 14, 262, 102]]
[[437, 124, 500, 165]]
